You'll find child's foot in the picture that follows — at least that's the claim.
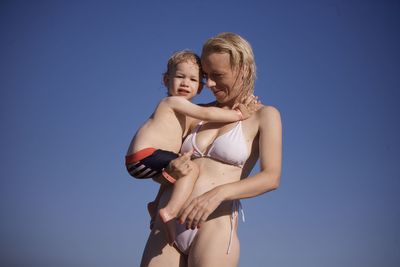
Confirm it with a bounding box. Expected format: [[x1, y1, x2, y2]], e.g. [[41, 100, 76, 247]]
[[147, 201, 157, 230], [159, 208, 176, 245]]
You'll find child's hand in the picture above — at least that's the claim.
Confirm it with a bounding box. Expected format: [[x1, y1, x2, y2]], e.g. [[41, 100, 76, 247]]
[[233, 94, 261, 120]]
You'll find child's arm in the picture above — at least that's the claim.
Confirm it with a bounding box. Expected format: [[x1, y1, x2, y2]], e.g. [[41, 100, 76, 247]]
[[163, 96, 251, 122]]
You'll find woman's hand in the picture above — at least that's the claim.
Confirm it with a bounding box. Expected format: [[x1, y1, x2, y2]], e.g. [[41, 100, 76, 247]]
[[165, 151, 193, 180], [178, 186, 224, 229]]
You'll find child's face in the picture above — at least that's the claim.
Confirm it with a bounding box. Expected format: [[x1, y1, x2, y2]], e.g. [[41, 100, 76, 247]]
[[164, 61, 202, 100]]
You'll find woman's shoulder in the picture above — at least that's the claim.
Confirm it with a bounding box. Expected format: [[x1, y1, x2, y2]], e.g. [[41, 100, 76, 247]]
[[252, 104, 282, 129], [256, 104, 281, 118]]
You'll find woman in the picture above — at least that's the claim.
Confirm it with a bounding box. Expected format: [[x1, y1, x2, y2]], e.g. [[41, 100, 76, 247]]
[[140, 32, 282, 267]]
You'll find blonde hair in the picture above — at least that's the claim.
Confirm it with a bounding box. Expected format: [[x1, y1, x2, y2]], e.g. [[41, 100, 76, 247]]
[[163, 50, 203, 86], [202, 32, 256, 100]]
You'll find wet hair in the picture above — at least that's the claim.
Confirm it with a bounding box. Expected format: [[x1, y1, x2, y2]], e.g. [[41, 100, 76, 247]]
[[201, 32, 256, 100], [163, 50, 203, 89]]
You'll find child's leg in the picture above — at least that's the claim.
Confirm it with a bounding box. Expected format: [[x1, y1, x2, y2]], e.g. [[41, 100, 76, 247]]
[[147, 184, 167, 230], [159, 162, 199, 244]]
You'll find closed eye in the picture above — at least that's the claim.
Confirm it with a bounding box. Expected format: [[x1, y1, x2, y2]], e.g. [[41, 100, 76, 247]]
[[211, 73, 223, 80], [203, 73, 223, 81]]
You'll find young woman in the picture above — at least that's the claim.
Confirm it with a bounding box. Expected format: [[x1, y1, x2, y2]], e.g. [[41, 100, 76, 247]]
[[140, 33, 282, 267]]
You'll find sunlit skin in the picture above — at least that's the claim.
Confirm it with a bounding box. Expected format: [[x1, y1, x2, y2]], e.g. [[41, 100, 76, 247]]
[[165, 61, 203, 100], [201, 52, 243, 108], [140, 51, 282, 267], [127, 58, 257, 249], [127, 61, 202, 155]]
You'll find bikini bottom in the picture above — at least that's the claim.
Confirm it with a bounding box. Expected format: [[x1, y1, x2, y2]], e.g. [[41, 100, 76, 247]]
[[173, 200, 244, 255]]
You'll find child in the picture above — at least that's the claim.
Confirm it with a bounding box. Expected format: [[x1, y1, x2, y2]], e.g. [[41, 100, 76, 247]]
[[125, 50, 256, 244]]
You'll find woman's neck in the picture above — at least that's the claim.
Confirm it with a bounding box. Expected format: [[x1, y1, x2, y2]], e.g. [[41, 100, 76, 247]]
[[216, 100, 235, 109]]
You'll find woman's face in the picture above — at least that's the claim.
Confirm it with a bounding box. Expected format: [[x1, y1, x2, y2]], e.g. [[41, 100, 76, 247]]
[[201, 52, 242, 107]]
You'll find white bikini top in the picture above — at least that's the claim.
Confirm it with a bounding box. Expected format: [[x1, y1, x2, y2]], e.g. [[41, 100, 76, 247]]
[[180, 121, 249, 167]]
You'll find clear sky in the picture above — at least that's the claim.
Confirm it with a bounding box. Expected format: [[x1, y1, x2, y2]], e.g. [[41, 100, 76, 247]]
[[1, 0, 399, 266]]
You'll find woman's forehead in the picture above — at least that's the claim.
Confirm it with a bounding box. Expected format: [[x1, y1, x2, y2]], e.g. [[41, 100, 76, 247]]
[[201, 52, 231, 72]]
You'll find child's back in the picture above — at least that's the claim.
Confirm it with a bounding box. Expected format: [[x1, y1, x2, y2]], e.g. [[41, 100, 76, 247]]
[[127, 98, 188, 155]]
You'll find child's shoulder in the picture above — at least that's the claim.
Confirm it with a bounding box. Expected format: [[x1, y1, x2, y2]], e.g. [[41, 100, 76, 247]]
[[160, 96, 190, 107], [157, 96, 176, 106], [155, 96, 187, 113], [153, 96, 175, 111]]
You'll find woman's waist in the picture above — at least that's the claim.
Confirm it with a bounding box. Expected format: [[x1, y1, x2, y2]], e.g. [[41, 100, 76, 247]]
[[210, 200, 239, 220], [193, 158, 242, 181], [189, 160, 241, 203], [161, 188, 237, 219]]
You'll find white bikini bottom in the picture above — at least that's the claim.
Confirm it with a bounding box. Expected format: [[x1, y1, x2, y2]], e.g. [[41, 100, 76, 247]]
[[173, 200, 245, 255]]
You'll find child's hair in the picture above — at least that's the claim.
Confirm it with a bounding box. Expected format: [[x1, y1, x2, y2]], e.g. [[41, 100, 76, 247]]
[[163, 50, 203, 88]]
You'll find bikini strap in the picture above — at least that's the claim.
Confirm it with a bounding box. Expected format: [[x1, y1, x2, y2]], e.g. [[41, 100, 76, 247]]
[[227, 200, 245, 254]]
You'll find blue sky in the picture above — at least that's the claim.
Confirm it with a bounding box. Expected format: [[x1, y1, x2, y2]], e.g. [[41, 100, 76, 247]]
[[1, 0, 399, 266]]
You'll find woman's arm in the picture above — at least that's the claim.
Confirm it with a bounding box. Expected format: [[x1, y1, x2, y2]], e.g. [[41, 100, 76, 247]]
[[163, 96, 247, 122], [179, 106, 282, 229], [221, 106, 282, 198]]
